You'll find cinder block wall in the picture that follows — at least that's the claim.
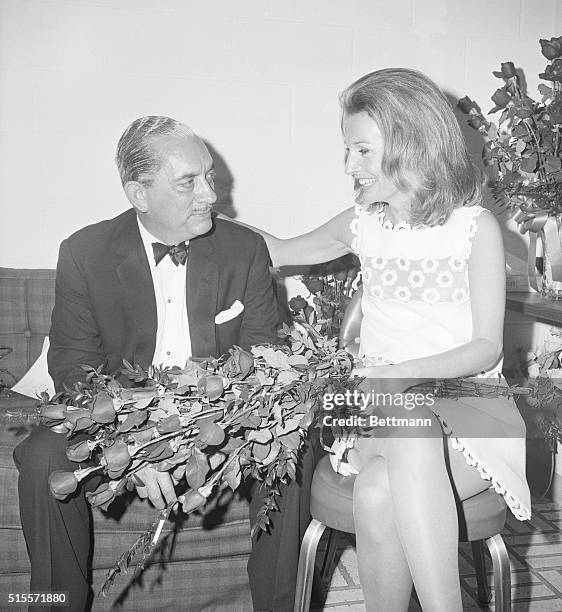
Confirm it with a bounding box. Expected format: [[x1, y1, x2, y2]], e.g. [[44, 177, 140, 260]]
[[1, 0, 558, 268]]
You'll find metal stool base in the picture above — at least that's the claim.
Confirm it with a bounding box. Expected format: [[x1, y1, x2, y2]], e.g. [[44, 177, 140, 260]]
[[294, 523, 511, 612]]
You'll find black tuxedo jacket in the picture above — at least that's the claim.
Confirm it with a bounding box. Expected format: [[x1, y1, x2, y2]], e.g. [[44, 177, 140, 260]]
[[48, 209, 279, 391]]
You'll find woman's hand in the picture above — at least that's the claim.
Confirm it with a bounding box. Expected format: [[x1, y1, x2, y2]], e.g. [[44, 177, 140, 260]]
[[351, 365, 428, 417]]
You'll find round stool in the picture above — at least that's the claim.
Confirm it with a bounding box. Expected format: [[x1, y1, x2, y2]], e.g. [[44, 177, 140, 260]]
[[294, 455, 511, 611]]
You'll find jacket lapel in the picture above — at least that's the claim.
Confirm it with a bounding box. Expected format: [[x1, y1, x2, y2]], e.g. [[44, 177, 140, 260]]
[[187, 235, 218, 358], [113, 212, 157, 367]]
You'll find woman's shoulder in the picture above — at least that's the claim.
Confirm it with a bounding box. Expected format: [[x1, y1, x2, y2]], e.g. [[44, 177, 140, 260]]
[[444, 205, 500, 258], [448, 203, 487, 221], [445, 204, 495, 233]]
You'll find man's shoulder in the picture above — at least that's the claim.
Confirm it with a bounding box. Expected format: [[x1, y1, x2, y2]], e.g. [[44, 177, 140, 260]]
[[211, 216, 265, 251], [65, 209, 135, 247]]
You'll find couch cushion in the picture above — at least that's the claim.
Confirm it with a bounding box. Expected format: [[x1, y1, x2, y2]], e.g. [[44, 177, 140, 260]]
[[0, 268, 55, 381]]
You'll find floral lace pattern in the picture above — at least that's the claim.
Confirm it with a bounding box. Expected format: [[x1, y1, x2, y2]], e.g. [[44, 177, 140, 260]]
[[362, 254, 469, 304]]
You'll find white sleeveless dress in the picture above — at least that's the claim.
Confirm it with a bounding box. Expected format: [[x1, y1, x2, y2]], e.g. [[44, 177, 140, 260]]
[[342, 202, 531, 521]]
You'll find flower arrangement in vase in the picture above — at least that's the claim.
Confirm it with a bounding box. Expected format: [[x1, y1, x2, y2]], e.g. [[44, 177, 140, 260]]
[[458, 36, 562, 297]]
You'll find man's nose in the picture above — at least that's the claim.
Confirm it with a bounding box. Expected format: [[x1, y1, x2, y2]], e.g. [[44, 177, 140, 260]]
[[196, 179, 217, 205]]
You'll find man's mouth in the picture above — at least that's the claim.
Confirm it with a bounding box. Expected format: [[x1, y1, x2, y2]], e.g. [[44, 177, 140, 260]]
[[192, 206, 213, 216]]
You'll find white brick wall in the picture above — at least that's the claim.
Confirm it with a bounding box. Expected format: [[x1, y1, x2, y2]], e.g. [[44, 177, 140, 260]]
[[0, 0, 559, 269]]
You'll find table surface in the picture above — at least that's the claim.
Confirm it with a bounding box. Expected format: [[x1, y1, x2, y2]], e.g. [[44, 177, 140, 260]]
[[506, 292, 562, 326]]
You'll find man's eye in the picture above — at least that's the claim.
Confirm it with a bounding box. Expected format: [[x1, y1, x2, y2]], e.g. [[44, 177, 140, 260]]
[[359, 148, 371, 156], [178, 179, 194, 189]]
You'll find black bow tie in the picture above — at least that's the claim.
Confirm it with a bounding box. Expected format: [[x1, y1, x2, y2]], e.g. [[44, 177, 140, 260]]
[[152, 242, 189, 266]]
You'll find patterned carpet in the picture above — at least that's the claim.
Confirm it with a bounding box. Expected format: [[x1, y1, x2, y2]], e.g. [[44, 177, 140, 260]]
[[311, 495, 562, 611]]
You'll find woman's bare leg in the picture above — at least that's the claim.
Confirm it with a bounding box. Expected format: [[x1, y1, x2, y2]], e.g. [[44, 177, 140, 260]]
[[350, 409, 489, 611], [353, 456, 413, 611]]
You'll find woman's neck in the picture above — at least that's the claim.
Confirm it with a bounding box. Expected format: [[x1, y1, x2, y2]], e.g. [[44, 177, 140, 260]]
[[384, 199, 411, 224]]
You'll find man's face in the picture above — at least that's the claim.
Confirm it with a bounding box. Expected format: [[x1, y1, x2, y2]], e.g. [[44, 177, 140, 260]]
[[140, 134, 217, 243]]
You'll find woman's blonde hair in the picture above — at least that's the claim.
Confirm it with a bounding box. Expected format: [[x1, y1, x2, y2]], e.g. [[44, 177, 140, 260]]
[[340, 68, 481, 226]]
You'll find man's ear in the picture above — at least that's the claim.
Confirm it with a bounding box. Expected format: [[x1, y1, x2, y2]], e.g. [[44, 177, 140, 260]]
[[124, 181, 149, 213]]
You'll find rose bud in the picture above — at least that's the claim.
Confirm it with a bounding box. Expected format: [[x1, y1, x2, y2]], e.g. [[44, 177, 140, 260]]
[[103, 440, 131, 476], [224, 346, 254, 379], [117, 409, 148, 433], [540, 37, 562, 60], [499, 62, 516, 78], [90, 392, 116, 424], [540, 59, 562, 82], [491, 88, 511, 108], [196, 419, 225, 447], [303, 278, 324, 294], [64, 408, 92, 425], [157, 414, 182, 434], [49, 470, 79, 500], [457, 96, 477, 114], [288, 296, 308, 312], [66, 439, 91, 463], [235, 348, 254, 377], [181, 490, 206, 513], [467, 115, 487, 130], [184, 455, 207, 488], [129, 426, 155, 445], [39, 404, 67, 426], [86, 482, 115, 510], [63, 408, 95, 433], [197, 375, 224, 401]]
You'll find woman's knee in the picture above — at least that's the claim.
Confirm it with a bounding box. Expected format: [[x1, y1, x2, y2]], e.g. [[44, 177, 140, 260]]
[[353, 459, 396, 539], [353, 458, 391, 513], [385, 434, 446, 475]]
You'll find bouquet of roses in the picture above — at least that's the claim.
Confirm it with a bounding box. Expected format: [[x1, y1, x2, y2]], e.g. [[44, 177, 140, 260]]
[[36, 319, 355, 593]]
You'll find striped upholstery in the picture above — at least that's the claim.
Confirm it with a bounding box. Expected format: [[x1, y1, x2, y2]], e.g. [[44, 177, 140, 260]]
[[0, 268, 252, 611], [0, 268, 55, 382]]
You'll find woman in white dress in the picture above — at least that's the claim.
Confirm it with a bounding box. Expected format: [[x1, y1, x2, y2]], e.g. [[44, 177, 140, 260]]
[[224, 68, 530, 611]]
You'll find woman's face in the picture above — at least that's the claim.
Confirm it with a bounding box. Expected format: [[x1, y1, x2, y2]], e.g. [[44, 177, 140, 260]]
[[342, 112, 407, 210]]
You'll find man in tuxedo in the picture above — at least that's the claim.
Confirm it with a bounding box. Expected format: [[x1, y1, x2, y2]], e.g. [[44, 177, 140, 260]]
[[14, 116, 317, 611]]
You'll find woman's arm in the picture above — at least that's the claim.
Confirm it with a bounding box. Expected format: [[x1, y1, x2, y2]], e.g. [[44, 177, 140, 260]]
[[216, 208, 356, 267], [355, 210, 505, 383]]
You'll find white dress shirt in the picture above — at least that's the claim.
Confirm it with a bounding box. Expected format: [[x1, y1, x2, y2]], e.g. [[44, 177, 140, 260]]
[[137, 218, 192, 368]]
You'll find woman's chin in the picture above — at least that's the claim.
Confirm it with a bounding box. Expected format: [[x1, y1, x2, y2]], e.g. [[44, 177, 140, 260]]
[[354, 189, 376, 207]]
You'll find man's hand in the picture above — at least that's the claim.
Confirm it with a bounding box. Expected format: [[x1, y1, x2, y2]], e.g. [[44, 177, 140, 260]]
[[135, 466, 177, 510]]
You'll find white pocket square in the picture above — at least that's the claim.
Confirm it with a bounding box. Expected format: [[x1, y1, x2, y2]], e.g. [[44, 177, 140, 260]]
[[214, 300, 244, 324]]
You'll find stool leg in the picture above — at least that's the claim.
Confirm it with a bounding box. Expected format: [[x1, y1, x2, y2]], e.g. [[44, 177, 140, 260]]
[[294, 519, 327, 612], [319, 528, 339, 586], [485, 534, 511, 612], [471, 540, 492, 604]]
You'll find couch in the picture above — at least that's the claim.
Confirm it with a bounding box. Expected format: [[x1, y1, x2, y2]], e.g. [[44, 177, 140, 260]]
[[0, 268, 253, 611]]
